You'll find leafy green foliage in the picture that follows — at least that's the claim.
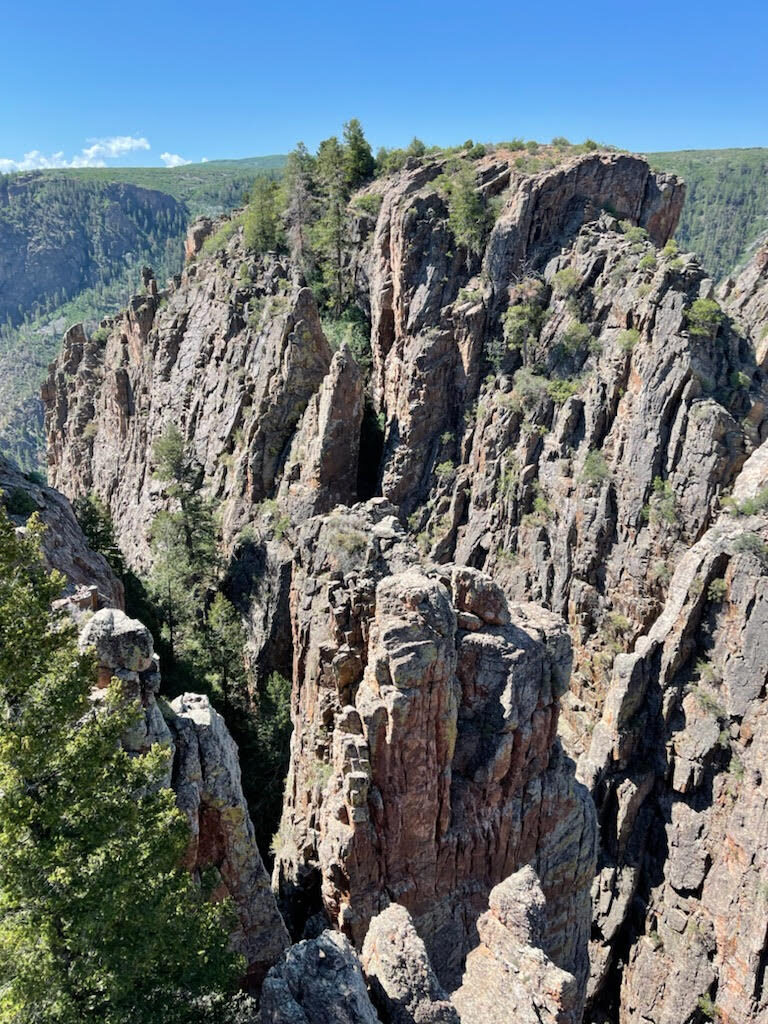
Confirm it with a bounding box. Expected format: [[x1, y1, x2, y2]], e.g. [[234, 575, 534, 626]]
[[0, 506, 241, 1023], [685, 298, 724, 338], [243, 177, 282, 254], [581, 450, 610, 485], [440, 163, 492, 258], [733, 532, 768, 562], [342, 119, 375, 189], [642, 476, 677, 526], [73, 493, 126, 578], [2, 486, 38, 519], [552, 267, 581, 296], [321, 307, 372, 372], [617, 328, 640, 351]]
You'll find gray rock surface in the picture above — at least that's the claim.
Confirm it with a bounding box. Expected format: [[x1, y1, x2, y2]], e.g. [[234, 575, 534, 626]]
[[452, 867, 580, 1024], [0, 453, 123, 608], [260, 931, 380, 1024], [361, 904, 459, 1024]]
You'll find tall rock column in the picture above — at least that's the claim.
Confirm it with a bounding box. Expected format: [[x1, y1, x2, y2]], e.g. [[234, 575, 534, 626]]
[[272, 501, 596, 1002]]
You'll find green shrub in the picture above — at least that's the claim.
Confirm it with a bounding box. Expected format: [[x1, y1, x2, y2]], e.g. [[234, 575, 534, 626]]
[[707, 577, 728, 602], [730, 369, 751, 390], [552, 267, 581, 297], [732, 486, 768, 516], [352, 193, 383, 217], [560, 320, 592, 353], [619, 222, 649, 243], [643, 476, 676, 526], [696, 994, 722, 1021], [3, 487, 39, 519], [201, 215, 242, 256], [733, 532, 768, 562], [91, 326, 110, 344], [685, 298, 724, 338], [650, 560, 672, 584], [546, 377, 581, 403], [513, 367, 549, 407], [581, 450, 610, 485], [662, 239, 679, 259], [638, 252, 657, 271], [617, 328, 640, 351], [435, 460, 455, 480]]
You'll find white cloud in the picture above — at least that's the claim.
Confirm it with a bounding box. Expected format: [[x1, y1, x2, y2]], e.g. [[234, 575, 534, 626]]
[[160, 152, 191, 168], [82, 135, 150, 160], [201, 157, 209, 163], [0, 135, 150, 173]]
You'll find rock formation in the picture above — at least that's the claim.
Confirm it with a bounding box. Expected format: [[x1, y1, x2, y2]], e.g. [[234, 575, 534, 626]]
[[453, 866, 580, 1024], [0, 453, 123, 607], [42, 146, 768, 1023], [78, 608, 290, 986], [272, 502, 596, 999]]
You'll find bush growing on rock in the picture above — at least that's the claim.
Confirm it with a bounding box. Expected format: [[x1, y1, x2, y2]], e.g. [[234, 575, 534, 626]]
[[581, 450, 610, 485], [685, 298, 724, 338]]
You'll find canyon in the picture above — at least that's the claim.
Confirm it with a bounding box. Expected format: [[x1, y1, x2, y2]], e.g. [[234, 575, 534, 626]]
[[9, 145, 767, 1022]]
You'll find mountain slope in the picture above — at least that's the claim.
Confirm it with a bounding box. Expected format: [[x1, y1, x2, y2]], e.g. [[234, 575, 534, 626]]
[[0, 157, 285, 471]]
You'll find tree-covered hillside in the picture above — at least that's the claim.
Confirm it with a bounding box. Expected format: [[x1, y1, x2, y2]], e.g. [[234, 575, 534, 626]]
[[648, 148, 768, 281], [0, 158, 286, 471]]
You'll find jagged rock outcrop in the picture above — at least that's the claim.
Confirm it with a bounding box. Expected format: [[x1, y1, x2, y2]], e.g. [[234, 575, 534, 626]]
[[361, 903, 459, 1024], [0, 453, 122, 607], [277, 343, 364, 520], [357, 153, 683, 510], [410, 214, 765, 759], [43, 146, 768, 1024], [453, 866, 580, 1024], [272, 501, 596, 999], [78, 609, 289, 986], [721, 240, 768, 368], [577, 442, 768, 1023], [43, 246, 344, 569], [259, 931, 380, 1024], [167, 693, 291, 985]]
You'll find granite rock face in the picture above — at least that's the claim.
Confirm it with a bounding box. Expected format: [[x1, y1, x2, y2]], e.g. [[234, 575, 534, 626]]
[[361, 903, 459, 1024], [259, 931, 380, 1024], [356, 153, 683, 512], [721, 241, 768, 368], [43, 246, 345, 569], [453, 866, 580, 1024], [43, 146, 768, 1024], [272, 501, 596, 999], [0, 453, 123, 608], [167, 693, 291, 985], [578, 444, 768, 1023]]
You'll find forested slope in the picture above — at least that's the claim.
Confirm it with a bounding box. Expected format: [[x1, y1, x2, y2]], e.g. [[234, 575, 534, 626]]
[[649, 147, 768, 280]]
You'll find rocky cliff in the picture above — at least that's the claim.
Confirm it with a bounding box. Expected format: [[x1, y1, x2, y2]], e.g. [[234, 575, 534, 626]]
[[42, 147, 768, 1022]]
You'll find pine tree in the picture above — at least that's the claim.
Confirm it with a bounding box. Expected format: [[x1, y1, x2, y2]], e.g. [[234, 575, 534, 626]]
[[148, 425, 219, 663], [314, 137, 350, 315], [444, 163, 490, 265], [243, 176, 282, 254], [282, 143, 317, 279], [342, 118, 374, 189], [0, 505, 242, 1023]]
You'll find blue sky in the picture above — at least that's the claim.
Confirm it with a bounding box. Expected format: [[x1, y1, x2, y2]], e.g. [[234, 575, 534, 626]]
[[1, 0, 766, 169]]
